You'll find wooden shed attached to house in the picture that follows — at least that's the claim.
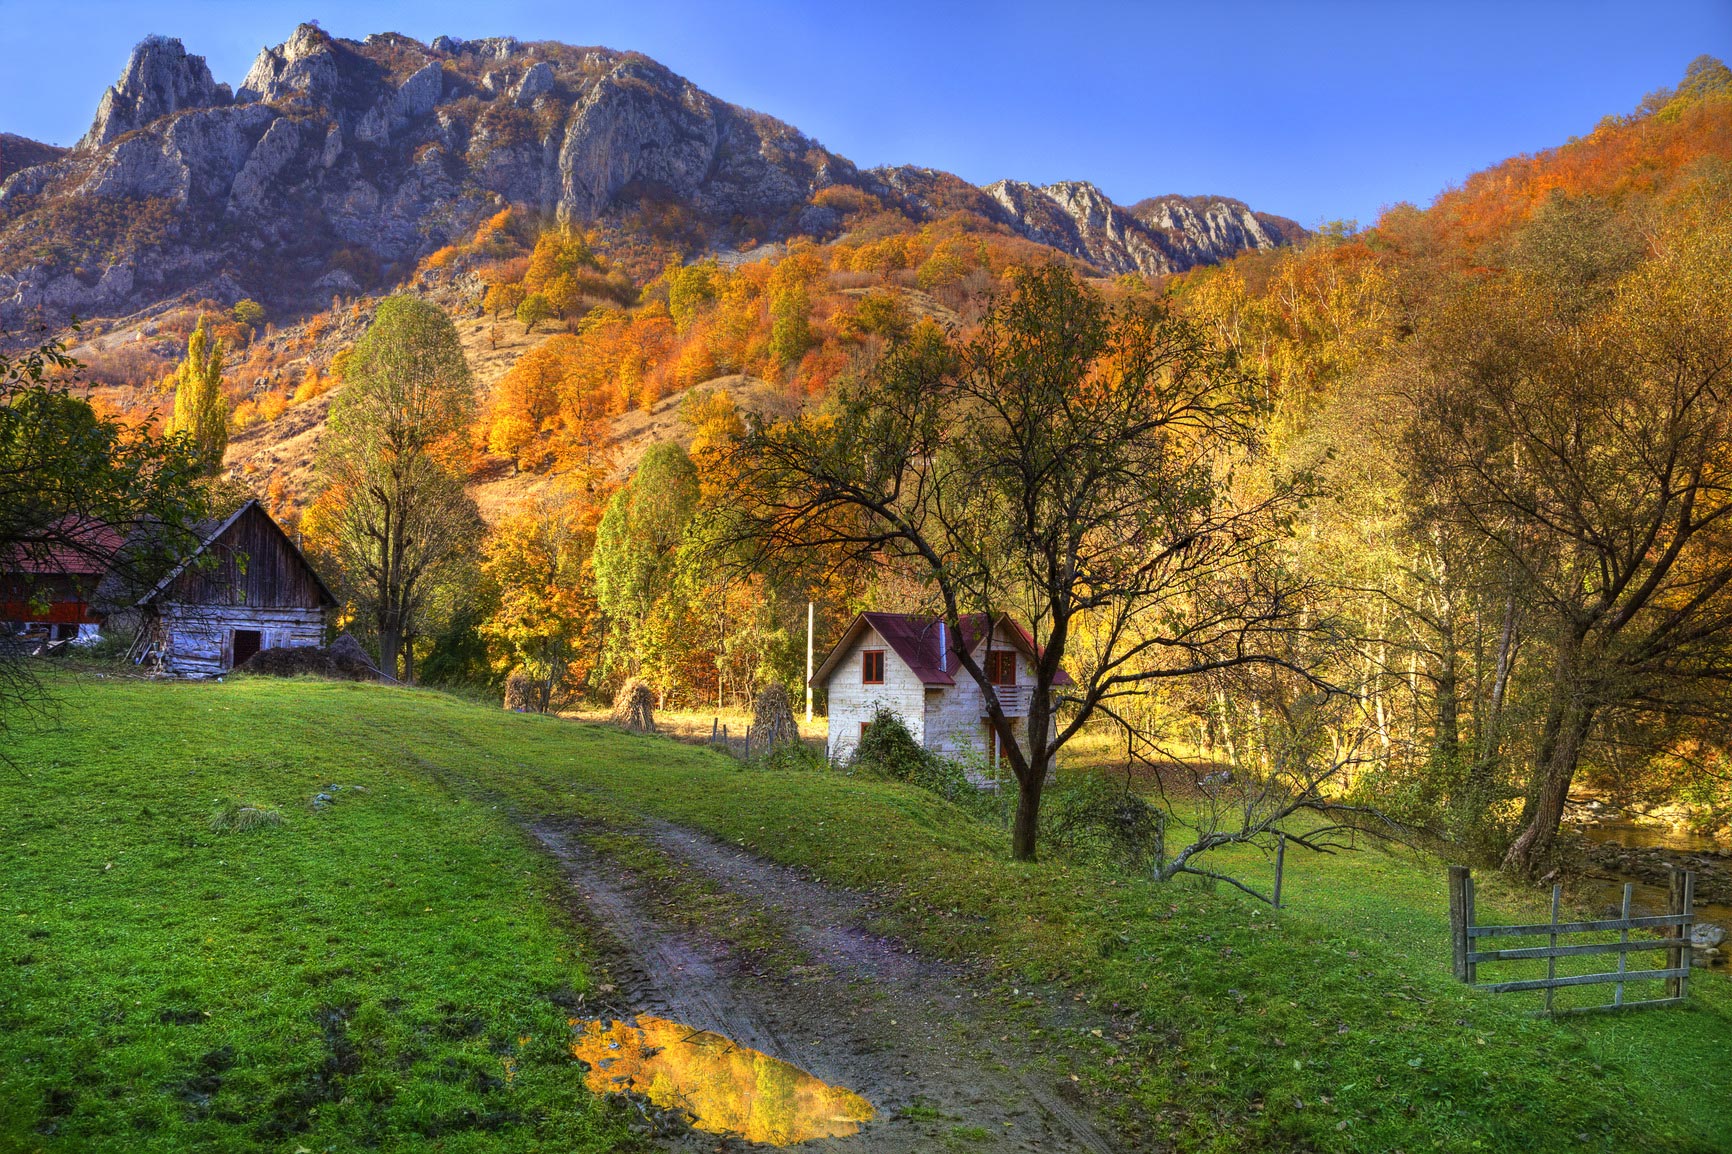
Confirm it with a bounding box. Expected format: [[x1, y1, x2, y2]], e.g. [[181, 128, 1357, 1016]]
[[133, 501, 335, 677], [811, 611, 1071, 778]]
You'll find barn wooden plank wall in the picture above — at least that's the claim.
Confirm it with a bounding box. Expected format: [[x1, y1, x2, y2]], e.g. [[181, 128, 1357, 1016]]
[[168, 505, 328, 610], [151, 605, 325, 678]]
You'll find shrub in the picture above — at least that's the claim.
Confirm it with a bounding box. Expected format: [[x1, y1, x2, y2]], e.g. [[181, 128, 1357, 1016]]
[[1039, 773, 1165, 872], [847, 708, 932, 781], [209, 798, 283, 833], [749, 741, 826, 773]]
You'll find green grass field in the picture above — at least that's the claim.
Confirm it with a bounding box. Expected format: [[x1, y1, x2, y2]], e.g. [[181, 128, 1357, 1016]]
[[2, 675, 1727, 1152]]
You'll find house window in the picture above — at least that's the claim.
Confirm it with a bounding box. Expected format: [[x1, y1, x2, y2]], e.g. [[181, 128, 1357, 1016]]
[[862, 649, 885, 684], [985, 650, 1016, 685], [861, 721, 871, 738]]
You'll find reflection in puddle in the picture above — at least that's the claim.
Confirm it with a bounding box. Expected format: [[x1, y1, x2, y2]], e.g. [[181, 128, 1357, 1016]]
[[571, 1015, 875, 1145]]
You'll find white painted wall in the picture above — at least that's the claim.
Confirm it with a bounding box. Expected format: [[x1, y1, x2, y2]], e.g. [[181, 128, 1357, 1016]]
[[822, 626, 928, 761]]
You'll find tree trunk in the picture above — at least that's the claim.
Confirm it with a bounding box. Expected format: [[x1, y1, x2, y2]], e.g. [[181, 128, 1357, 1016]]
[[1011, 767, 1045, 861], [1503, 630, 1593, 874], [1463, 595, 1517, 823], [1502, 700, 1594, 873], [1434, 627, 1459, 762], [379, 623, 402, 684]]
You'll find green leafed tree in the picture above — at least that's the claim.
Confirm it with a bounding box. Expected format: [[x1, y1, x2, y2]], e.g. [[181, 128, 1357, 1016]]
[[312, 296, 483, 683], [231, 299, 266, 329], [1, 329, 209, 733], [593, 443, 700, 685], [516, 293, 553, 335], [166, 318, 227, 474]]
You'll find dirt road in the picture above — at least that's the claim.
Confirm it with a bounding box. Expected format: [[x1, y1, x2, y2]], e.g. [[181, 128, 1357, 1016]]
[[529, 817, 1123, 1152]]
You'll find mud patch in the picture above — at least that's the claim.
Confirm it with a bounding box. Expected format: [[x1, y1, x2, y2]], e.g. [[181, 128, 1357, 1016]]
[[530, 819, 1118, 1153]]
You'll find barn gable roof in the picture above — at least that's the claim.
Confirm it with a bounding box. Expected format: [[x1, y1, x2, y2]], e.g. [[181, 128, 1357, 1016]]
[[135, 500, 337, 609], [810, 611, 1072, 687]]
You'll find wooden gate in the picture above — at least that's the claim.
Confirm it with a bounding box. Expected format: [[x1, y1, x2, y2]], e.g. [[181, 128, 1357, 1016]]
[[1448, 866, 1696, 1014]]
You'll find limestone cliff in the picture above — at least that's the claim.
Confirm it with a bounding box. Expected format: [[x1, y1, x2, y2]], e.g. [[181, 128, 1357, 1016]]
[[0, 26, 1302, 327]]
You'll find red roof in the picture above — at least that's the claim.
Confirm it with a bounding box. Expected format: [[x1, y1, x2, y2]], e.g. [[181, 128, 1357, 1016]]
[[813, 611, 1073, 687], [2, 518, 125, 577]]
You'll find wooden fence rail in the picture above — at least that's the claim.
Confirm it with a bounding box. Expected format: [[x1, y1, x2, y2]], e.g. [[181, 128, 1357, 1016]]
[[1449, 866, 1695, 1014]]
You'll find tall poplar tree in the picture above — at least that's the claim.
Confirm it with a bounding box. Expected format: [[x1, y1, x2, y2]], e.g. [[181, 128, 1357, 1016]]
[[166, 318, 227, 474]]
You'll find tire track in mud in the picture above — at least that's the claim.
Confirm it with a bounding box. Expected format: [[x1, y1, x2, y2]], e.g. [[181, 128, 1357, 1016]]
[[529, 818, 1120, 1153]]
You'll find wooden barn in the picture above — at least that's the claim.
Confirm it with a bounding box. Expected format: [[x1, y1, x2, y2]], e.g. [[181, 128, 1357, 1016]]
[[132, 501, 336, 676]]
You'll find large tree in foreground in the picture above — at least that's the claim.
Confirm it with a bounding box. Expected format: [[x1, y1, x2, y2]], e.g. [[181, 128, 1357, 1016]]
[[311, 297, 482, 683], [1411, 205, 1732, 873], [725, 266, 1316, 860]]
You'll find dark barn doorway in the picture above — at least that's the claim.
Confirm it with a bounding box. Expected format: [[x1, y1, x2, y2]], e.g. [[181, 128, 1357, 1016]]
[[232, 629, 262, 668]]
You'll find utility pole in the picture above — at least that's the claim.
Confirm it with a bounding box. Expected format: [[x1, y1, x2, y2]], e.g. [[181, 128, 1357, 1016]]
[[805, 601, 814, 723]]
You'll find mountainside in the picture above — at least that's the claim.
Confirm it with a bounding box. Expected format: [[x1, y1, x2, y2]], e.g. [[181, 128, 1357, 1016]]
[[0, 25, 1301, 328], [0, 133, 65, 183]]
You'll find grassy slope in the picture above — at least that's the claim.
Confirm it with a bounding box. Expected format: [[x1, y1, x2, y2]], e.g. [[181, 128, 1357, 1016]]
[[0, 677, 628, 1153], [2, 677, 1727, 1153]]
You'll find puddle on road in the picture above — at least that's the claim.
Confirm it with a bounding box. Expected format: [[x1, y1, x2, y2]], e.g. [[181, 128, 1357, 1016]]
[[572, 1014, 875, 1145]]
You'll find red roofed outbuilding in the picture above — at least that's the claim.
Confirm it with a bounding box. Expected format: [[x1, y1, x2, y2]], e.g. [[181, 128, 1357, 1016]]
[[1, 518, 125, 642]]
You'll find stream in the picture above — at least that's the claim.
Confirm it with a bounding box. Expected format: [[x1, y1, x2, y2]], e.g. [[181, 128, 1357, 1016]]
[[1567, 807, 1730, 971]]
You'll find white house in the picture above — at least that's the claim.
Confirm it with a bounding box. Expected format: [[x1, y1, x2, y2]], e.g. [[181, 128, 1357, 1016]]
[[810, 611, 1071, 773]]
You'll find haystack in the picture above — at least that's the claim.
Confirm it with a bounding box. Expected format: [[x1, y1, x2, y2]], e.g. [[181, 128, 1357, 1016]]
[[238, 633, 379, 681], [610, 678, 657, 732], [503, 669, 543, 712], [747, 682, 800, 753]]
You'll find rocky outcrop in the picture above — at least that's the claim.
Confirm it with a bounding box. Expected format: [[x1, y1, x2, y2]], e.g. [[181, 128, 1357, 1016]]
[[79, 36, 230, 151], [236, 24, 342, 104], [513, 61, 555, 106], [979, 179, 1300, 276], [0, 24, 1301, 328]]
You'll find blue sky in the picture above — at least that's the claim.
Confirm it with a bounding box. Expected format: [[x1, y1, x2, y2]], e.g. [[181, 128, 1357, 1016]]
[[1, 1, 1726, 227]]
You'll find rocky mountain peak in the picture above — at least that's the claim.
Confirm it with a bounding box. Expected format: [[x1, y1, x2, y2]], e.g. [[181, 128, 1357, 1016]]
[[2, 26, 1302, 328], [78, 35, 230, 151], [236, 23, 346, 104], [979, 178, 1301, 277]]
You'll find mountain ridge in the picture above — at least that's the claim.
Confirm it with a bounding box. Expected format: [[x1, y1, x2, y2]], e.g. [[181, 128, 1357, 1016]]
[[0, 25, 1302, 328]]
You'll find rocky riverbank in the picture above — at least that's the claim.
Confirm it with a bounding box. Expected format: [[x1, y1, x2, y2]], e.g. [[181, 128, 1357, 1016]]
[[1554, 809, 1730, 968]]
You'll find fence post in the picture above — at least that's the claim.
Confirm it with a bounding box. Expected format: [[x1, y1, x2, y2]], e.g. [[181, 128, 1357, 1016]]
[[1545, 884, 1560, 1014], [1448, 865, 1473, 983], [1684, 870, 1695, 1003], [711, 716, 719, 745], [1614, 882, 1634, 1007], [1273, 833, 1286, 909], [1668, 869, 1695, 1001]]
